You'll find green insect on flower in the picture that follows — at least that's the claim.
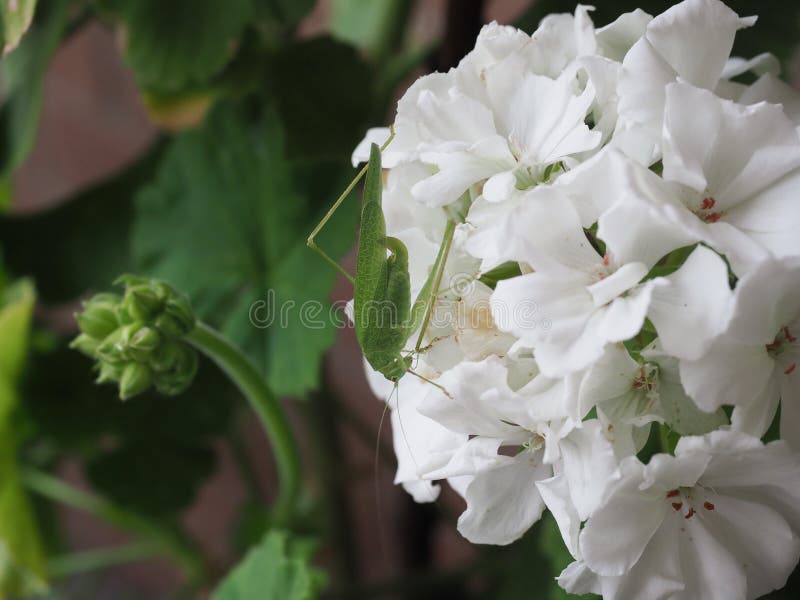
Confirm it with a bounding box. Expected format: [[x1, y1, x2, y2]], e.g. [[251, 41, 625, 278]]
[[309, 140, 455, 385]]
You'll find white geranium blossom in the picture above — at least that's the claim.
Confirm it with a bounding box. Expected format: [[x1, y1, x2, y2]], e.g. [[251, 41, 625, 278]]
[[578, 342, 727, 457], [564, 431, 800, 600], [660, 82, 800, 271], [613, 0, 757, 164], [680, 258, 800, 446], [353, 0, 800, 596], [489, 195, 731, 376]]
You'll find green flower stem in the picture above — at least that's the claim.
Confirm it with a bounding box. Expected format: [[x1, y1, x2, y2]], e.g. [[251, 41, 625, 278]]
[[47, 541, 162, 578], [186, 321, 301, 524], [20, 468, 204, 582]]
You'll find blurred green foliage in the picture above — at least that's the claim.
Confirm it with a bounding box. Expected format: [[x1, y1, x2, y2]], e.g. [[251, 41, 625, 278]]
[[0, 0, 67, 207], [0, 280, 47, 596], [131, 102, 359, 396], [213, 530, 325, 600]]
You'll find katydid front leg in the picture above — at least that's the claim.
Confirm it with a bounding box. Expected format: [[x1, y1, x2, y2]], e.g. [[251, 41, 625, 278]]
[[306, 128, 395, 282]]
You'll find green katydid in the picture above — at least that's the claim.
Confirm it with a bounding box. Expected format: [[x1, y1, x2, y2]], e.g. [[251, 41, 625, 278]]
[[307, 136, 455, 384]]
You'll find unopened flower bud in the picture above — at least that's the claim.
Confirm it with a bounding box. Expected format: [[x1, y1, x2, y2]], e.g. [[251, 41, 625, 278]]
[[149, 340, 183, 373], [128, 326, 161, 362], [72, 276, 199, 401], [70, 333, 100, 357], [128, 325, 161, 354], [164, 295, 195, 335], [75, 299, 119, 339], [119, 362, 153, 400], [118, 322, 143, 346], [95, 360, 123, 385], [124, 286, 164, 323], [95, 329, 127, 364], [153, 312, 188, 338], [153, 345, 198, 396]]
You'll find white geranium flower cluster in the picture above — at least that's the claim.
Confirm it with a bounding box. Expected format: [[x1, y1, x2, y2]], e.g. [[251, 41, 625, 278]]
[[355, 0, 800, 597]]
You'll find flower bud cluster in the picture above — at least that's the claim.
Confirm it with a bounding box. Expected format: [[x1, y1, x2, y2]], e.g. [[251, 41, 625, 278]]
[[72, 276, 198, 400]]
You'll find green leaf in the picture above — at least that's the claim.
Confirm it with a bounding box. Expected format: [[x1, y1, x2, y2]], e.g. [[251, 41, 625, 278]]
[[103, 0, 253, 93], [0, 0, 37, 54], [330, 0, 408, 57], [265, 37, 374, 161], [0, 280, 47, 597], [132, 104, 358, 396], [0, 144, 163, 303], [213, 530, 325, 600], [0, 0, 67, 208], [0, 279, 34, 382]]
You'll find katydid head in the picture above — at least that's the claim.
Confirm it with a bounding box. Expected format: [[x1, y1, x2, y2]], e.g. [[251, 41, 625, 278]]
[[379, 354, 412, 382]]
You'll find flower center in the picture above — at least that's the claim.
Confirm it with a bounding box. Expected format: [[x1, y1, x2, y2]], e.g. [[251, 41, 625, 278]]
[[766, 324, 799, 375], [694, 196, 723, 223], [632, 364, 658, 394], [666, 487, 715, 521]]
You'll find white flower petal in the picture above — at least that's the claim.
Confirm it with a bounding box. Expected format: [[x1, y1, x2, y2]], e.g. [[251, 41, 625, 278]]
[[679, 336, 776, 412], [644, 0, 751, 89], [579, 459, 665, 576], [781, 372, 800, 450], [537, 474, 581, 557], [676, 514, 746, 600], [418, 357, 529, 440], [414, 136, 516, 207], [648, 245, 733, 360], [724, 168, 800, 261], [457, 450, 550, 545], [595, 9, 652, 61], [698, 493, 800, 599], [558, 560, 603, 596], [560, 420, 619, 519], [739, 73, 800, 123], [721, 52, 780, 81], [352, 127, 394, 166], [587, 262, 648, 307], [663, 82, 800, 207], [482, 170, 517, 203]]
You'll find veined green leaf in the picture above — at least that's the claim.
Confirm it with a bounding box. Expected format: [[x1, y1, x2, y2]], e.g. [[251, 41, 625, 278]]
[[213, 530, 325, 600], [265, 37, 374, 161], [132, 104, 357, 396], [101, 0, 253, 94]]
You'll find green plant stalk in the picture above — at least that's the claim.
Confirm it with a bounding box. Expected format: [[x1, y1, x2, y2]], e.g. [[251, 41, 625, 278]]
[[186, 321, 301, 525], [20, 468, 204, 581], [46, 541, 162, 578]]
